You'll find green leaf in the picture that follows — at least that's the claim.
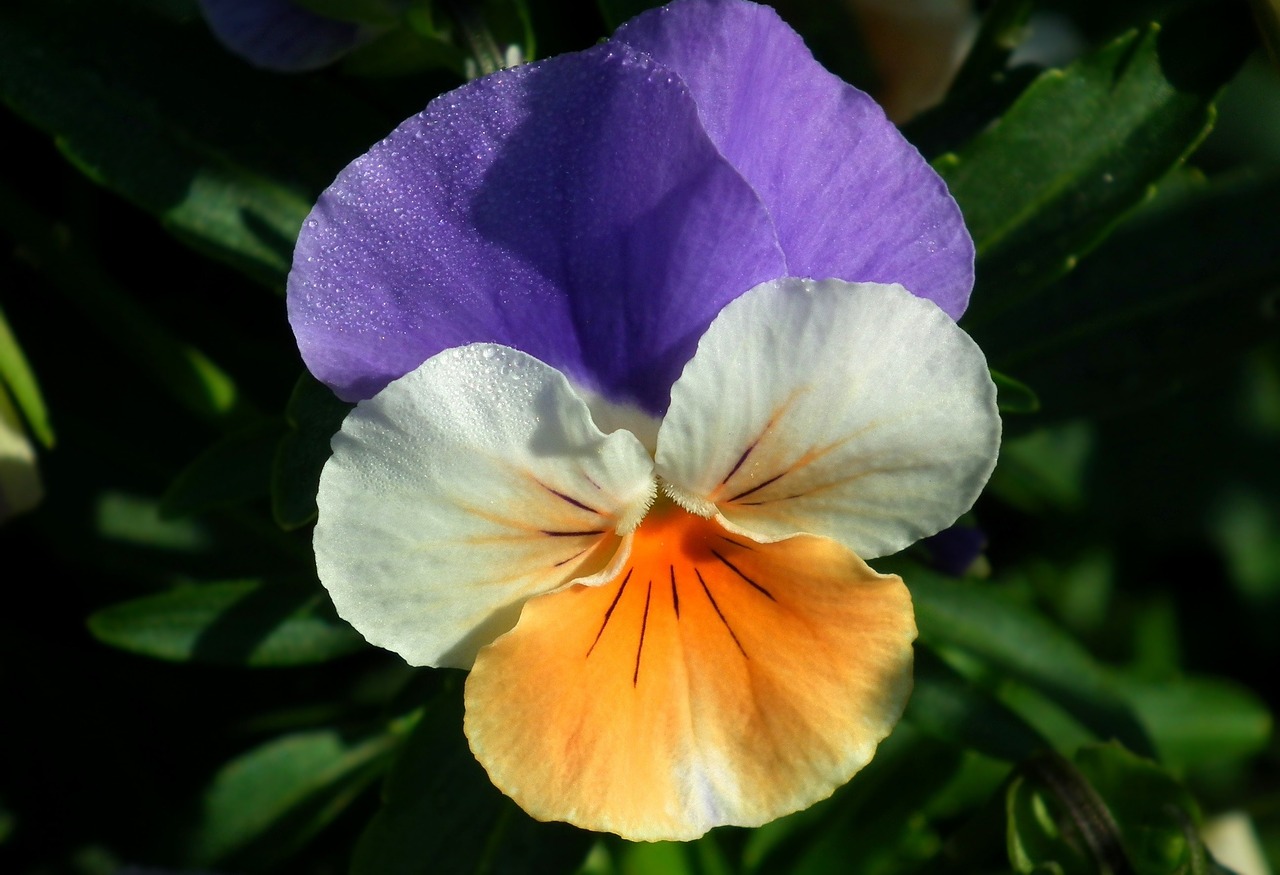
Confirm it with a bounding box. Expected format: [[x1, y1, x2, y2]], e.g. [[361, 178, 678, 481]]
[[941, 2, 1251, 328], [0, 304, 53, 447], [1007, 773, 1092, 875], [0, 0, 392, 285], [747, 726, 963, 875], [1211, 479, 1280, 607], [87, 579, 366, 666], [986, 422, 1093, 515], [0, 383, 43, 520], [190, 727, 398, 869], [1119, 675, 1273, 769], [162, 418, 286, 518], [343, 21, 468, 78], [907, 647, 1049, 762], [892, 561, 1154, 757], [611, 842, 699, 875], [976, 169, 1280, 420], [436, 0, 534, 78], [1252, 0, 1280, 66], [946, 0, 1035, 99], [351, 679, 593, 875], [1007, 746, 1234, 875], [272, 373, 353, 530], [1073, 744, 1203, 875], [0, 176, 248, 426], [993, 369, 1041, 415], [606, 836, 736, 875], [1007, 750, 1135, 875], [94, 491, 215, 551]]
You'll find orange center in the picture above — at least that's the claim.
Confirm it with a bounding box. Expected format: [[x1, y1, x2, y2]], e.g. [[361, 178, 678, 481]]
[[464, 492, 916, 840], [584, 499, 774, 684]]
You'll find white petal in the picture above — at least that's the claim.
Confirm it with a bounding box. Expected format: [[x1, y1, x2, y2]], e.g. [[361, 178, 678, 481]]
[[315, 344, 656, 669], [656, 279, 1000, 559]]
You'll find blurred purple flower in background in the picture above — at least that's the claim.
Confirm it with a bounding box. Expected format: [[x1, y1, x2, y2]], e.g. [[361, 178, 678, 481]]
[[197, 0, 372, 71], [288, 0, 975, 410]]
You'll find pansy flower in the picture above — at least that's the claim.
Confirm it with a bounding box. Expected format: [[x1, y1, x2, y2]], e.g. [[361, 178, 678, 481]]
[[288, 0, 1000, 842]]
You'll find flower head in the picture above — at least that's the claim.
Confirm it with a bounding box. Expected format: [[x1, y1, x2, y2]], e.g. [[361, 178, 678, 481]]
[[289, 0, 999, 842]]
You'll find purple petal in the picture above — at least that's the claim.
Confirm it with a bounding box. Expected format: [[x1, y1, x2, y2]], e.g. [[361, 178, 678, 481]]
[[198, 0, 365, 72], [288, 43, 786, 410], [614, 0, 974, 318]]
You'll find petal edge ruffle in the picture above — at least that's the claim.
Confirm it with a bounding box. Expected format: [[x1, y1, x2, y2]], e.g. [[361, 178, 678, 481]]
[[615, 0, 974, 317], [465, 506, 915, 840]]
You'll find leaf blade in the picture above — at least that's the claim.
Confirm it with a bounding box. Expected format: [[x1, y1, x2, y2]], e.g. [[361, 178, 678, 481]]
[[87, 579, 366, 667]]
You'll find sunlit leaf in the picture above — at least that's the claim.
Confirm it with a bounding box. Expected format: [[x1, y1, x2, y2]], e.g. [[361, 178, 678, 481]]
[[986, 422, 1093, 515], [1120, 675, 1273, 769], [607, 840, 703, 875], [190, 727, 398, 869], [940, 2, 1251, 327], [891, 561, 1154, 757], [0, 0, 392, 285], [907, 647, 1049, 762], [993, 368, 1041, 415], [87, 579, 365, 666], [0, 303, 53, 447], [94, 491, 214, 551], [1007, 772, 1093, 875]]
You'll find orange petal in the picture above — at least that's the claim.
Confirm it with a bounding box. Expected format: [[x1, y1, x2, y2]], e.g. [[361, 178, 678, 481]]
[[463, 502, 915, 841]]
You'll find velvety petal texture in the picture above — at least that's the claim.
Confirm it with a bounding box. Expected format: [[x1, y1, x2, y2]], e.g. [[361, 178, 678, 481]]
[[657, 279, 1000, 559], [288, 0, 974, 413], [465, 504, 915, 840], [314, 344, 655, 669], [199, 0, 365, 71], [615, 0, 974, 318], [289, 42, 785, 410]]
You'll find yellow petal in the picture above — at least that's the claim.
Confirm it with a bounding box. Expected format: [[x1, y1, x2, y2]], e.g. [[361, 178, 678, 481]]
[[464, 502, 915, 841]]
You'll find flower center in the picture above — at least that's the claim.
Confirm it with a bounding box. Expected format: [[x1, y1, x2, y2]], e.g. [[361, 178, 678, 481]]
[[587, 498, 773, 685]]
